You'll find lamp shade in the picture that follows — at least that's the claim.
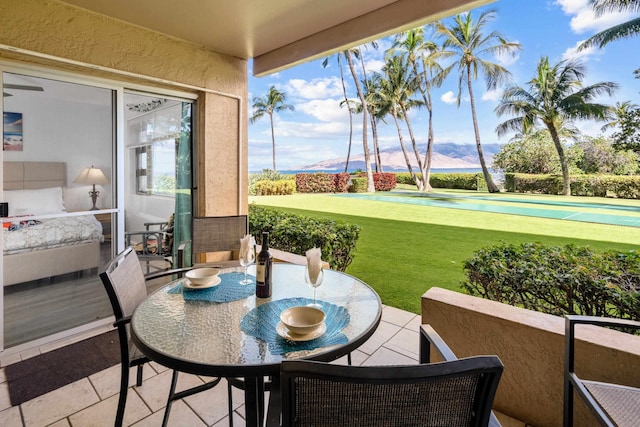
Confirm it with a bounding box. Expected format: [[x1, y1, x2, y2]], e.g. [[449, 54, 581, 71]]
[[73, 166, 109, 185]]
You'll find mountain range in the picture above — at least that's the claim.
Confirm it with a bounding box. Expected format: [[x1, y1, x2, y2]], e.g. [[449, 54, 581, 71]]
[[296, 142, 502, 171]]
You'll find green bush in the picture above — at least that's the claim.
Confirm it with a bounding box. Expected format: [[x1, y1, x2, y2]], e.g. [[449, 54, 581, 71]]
[[249, 169, 294, 196], [254, 180, 296, 195], [504, 173, 640, 198], [248, 204, 360, 271], [430, 173, 485, 190], [348, 177, 368, 193], [462, 242, 640, 320], [395, 172, 414, 185]]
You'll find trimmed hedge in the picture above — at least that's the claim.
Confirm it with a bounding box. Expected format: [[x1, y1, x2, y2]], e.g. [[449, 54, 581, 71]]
[[295, 172, 351, 193], [504, 173, 640, 198], [348, 177, 368, 193], [462, 242, 640, 320], [395, 172, 485, 190], [372, 173, 397, 191], [248, 204, 360, 272], [254, 180, 296, 195]]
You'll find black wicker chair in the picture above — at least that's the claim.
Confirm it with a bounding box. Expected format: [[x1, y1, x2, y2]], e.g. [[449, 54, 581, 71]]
[[99, 247, 222, 427], [273, 325, 503, 427], [563, 315, 640, 427]]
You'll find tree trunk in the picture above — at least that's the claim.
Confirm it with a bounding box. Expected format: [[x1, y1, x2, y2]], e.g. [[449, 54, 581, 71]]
[[392, 110, 423, 190], [412, 60, 432, 191], [345, 50, 375, 192], [338, 54, 352, 173], [269, 112, 277, 171], [371, 116, 383, 172], [466, 66, 498, 193], [547, 123, 571, 196]]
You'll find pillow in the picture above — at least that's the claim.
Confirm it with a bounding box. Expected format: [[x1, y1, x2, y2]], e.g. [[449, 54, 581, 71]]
[[2, 187, 66, 216]]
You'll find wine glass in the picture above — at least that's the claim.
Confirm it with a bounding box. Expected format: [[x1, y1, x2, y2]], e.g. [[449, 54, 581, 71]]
[[304, 266, 324, 308], [239, 245, 255, 285]]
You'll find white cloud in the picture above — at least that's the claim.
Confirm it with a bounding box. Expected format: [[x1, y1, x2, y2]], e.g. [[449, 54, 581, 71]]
[[296, 98, 351, 122], [273, 119, 349, 139], [561, 40, 600, 60], [285, 77, 344, 99], [482, 89, 503, 102], [555, 0, 640, 34], [441, 91, 457, 104]]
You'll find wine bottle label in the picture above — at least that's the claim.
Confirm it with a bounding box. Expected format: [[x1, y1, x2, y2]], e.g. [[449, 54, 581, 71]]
[[256, 262, 266, 283]]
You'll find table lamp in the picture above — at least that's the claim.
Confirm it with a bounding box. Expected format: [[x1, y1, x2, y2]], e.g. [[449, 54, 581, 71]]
[[74, 166, 109, 210]]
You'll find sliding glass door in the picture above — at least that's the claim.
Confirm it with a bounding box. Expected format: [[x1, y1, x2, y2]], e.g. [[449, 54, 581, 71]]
[[1, 70, 194, 351]]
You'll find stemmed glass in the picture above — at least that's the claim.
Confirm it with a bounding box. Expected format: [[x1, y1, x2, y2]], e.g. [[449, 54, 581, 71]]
[[304, 266, 324, 308], [239, 244, 255, 285]]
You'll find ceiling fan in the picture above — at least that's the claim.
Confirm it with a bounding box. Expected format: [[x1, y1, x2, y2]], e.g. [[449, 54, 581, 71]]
[[3, 83, 44, 97]]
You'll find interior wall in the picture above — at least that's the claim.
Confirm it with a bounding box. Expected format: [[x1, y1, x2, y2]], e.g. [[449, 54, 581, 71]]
[[2, 80, 113, 212]]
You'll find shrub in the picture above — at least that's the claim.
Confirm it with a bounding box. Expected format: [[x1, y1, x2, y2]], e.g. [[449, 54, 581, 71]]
[[430, 173, 484, 190], [504, 173, 640, 198], [395, 172, 414, 185], [372, 173, 397, 191], [248, 204, 360, 271], [462, 242, 640, 320], [249, 169, 294, 196], [254, 180, 296, 195], [296, 172, 351, 193], [348, 177, 368, 193]]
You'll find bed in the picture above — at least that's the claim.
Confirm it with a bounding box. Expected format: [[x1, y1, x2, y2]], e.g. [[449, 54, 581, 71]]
[[2, 161, 103, 286]]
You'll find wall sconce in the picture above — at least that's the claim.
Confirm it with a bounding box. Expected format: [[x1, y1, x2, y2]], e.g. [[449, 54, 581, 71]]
[[74, 166, 109, 210]]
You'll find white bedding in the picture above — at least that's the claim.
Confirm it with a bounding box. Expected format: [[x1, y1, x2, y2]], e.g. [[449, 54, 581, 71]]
[[3, 215, 104, 255]]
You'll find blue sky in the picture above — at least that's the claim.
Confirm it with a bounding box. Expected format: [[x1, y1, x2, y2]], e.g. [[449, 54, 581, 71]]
[[247, 0, 640, 171]]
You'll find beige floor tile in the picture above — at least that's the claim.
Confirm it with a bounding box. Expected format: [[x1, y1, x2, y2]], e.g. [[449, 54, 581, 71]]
[[0, 367, 6, 383], [384, 327, 420, 360], [405, 314, 422, 332], [89, 363, 158, 400], [0, 353, 21, 367], [136, 371, 206, 413], [0, 406, 23, 427], [21, 378, 100, 427], [0, 381, 12, 411], [356, 321, 401, 355], [362, 346, 419, 366], [19, 347, 41, 362], [382, 305, 418, 328], [132, 400, 206, 427], [48, 419, 71, 427], [69, 389, 150, 427], [182, 378, 233, 426]]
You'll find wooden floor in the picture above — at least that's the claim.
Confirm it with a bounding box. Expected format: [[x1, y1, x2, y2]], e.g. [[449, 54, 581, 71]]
[[2, 243, 162, 349]]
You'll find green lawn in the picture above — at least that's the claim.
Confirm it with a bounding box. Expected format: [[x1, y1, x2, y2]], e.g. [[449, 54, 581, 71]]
[[250, 190, 640, 314]]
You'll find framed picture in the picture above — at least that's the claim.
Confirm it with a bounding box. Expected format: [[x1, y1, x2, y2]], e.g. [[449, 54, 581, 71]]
[[3, 112, 23, 151]]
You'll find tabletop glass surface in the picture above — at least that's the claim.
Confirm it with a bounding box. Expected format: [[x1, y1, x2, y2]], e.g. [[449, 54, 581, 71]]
[[132, 263, 381, 368]]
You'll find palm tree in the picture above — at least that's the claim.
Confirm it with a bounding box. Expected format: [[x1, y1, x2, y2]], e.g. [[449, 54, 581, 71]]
[[322, 54, 354, 172], [344, 48, 375, 192], [579, 1, 640, 50], [495, 56, 617, 196], [374, 57, 426, 189], [249, 86, 294, 171], [601, 100, 639, 132], [390, 26, 444, 191], [433, 10, 521, 193]]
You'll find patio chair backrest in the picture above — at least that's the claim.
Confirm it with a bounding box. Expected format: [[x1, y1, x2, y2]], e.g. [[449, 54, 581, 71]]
[[280, 357, 504, 427], [192, 215, 248, 254], [99, 246, 147, 321]]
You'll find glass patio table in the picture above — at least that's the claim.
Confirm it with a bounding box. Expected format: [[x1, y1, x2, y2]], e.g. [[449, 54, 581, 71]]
[[131, 262, 382, 426]]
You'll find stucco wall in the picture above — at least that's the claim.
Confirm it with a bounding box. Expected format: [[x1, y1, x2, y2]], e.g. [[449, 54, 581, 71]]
[[0, 0, 248, 216], [422, 287, 640, 427]]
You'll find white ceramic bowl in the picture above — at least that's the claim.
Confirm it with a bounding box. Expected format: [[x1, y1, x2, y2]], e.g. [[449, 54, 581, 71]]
[[185, 267, 220, 286], [280, 306, 326, 335]]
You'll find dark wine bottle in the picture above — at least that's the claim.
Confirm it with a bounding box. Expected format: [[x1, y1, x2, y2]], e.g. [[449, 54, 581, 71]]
[[255, 232, 273, 298]]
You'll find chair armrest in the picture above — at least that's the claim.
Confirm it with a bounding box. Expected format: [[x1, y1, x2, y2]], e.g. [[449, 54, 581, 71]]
[[125, 230, 166, 256], [419, 324, 457, 363], [144, 220, 168, 231], [113, 315, 131, 328]]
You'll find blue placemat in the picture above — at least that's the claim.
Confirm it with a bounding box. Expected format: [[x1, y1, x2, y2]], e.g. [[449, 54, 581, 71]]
[[168, 272, 255, 302], [240, 297, 350, 355]]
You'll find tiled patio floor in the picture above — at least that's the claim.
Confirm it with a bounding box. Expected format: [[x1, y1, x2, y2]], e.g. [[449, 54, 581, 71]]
[[0, 305, 422, 427]]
